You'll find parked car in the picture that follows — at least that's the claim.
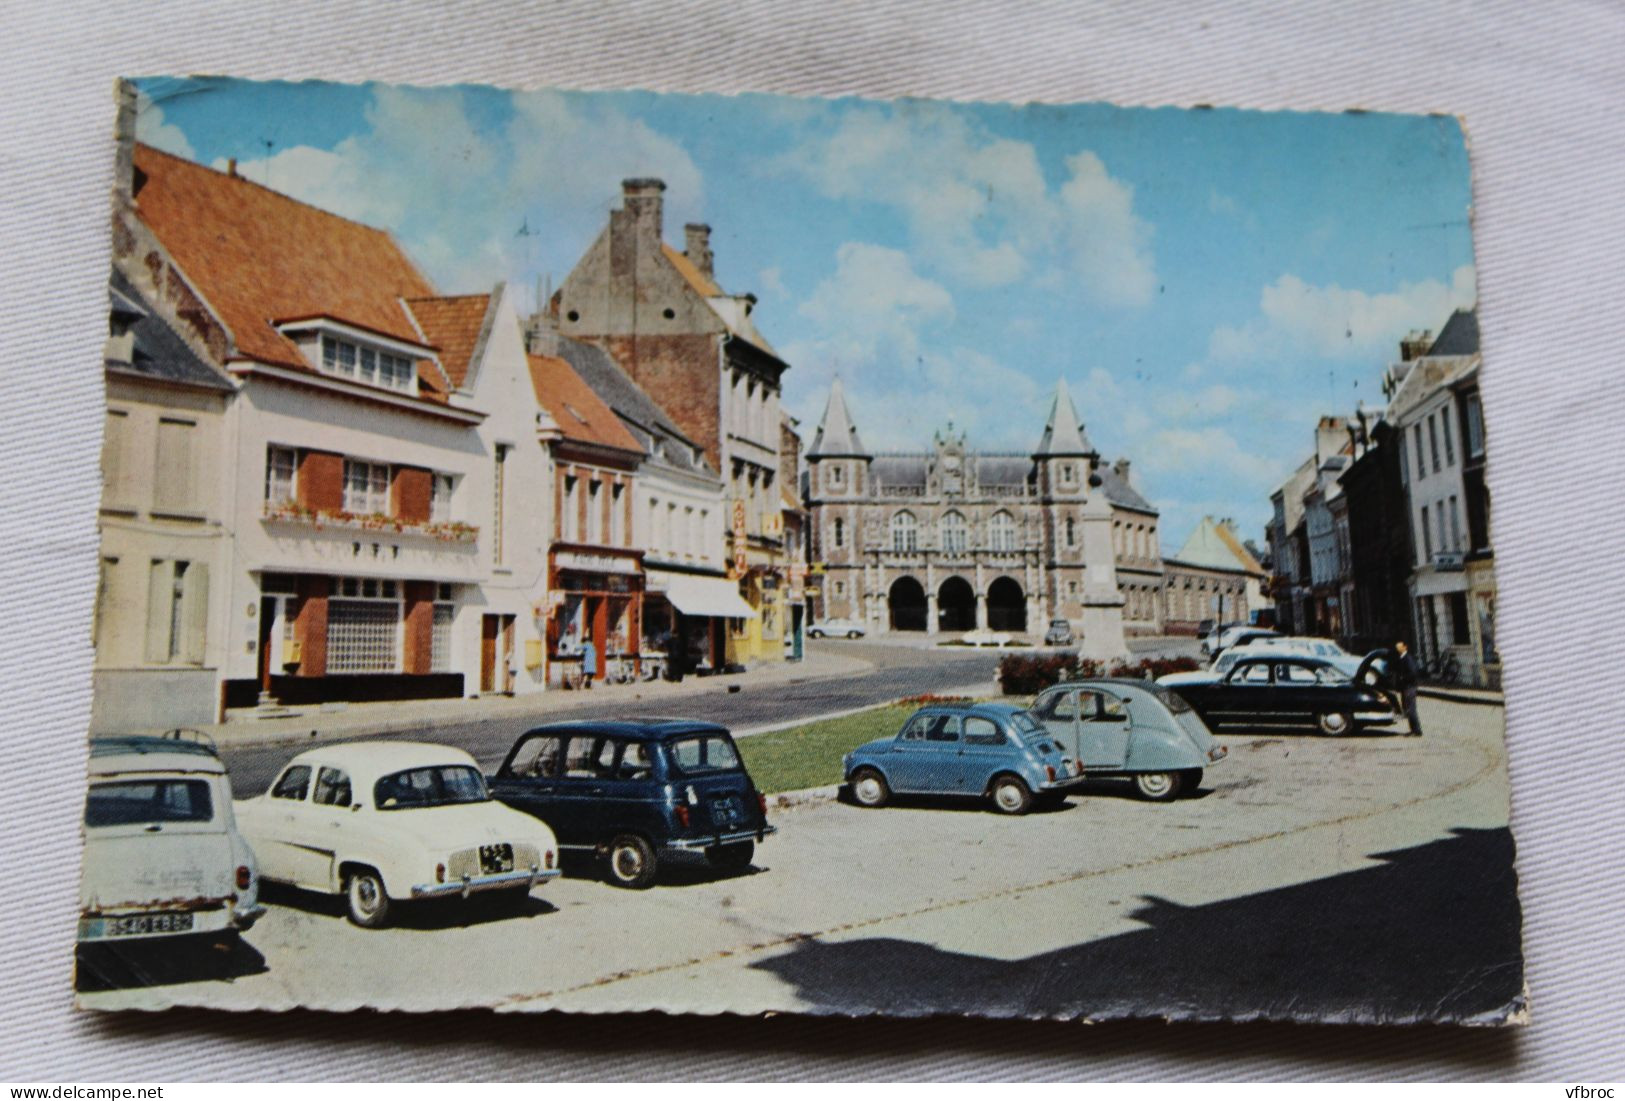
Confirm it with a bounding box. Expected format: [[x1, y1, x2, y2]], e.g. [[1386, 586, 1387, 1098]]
[[1028, 680, 1228, 801], [807, 618, 866, 639], [236, 742, 560, 928], [1196, 618, 1216, 640], [962, 628, 1014, 647], [79, 733, 264, 951], [1043, 619, 1074, 646], [489, 719, 776, 889], [1161, 637, 1374, 688], [1160, 655, 1398, 736], [843, 702, 1083, 815], [1203, 624, 1279, 656]]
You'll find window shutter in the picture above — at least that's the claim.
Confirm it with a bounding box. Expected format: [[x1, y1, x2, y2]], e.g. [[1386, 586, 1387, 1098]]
[[153, 419, 195, 513], [181, 561, 210, 664], [144, 559, 171, 662]]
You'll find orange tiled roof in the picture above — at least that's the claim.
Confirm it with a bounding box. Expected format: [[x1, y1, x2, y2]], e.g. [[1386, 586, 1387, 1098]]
[[527, 354, 642, 454], [131, 144, 447, 400], [1213, 522, 1266, 574], [661, 244, 723, 298], [406, 294, 490, 390]]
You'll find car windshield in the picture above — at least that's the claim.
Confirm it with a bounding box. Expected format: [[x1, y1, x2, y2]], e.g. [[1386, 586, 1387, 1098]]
[[667, 734, 742, 775], [85, 779, 214, 827], [372, 765, 489, 810]]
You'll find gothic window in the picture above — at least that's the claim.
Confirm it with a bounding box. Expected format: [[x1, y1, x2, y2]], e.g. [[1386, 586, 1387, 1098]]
[[891, 511, 918, 554], [830, 464, 845, 489], [941, 511, 967, 555], [833, 517, 845, 548], [989, 510, 1017, 552], [1065, 516, 1076, 548]]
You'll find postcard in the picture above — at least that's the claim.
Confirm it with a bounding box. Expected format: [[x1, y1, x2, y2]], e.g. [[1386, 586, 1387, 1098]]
[[77, 76, 1522, 1024]]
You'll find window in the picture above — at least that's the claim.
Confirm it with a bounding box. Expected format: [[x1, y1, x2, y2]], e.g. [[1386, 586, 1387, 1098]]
[[587, 480, 603, 543], [834, 580, 845, 596], [86, 780, 213, 827], [1435, 502, 1446, 557], [1448, 591, 1470, 646], [891, 511, 918, 553], [699, 509, 710, 560], [320, 334, 416, 393], [668, 734, 743, 774], [1059, 462, 1076, 487], [963, 717, 1005, 745], [373, 766, 488, 810], [941, 511, 967, 555], [266, 446, 298, 508], [1399, 439, 1410, 486], [901, 713, 957, 742], [431, 473, 453, 523], [833, 517, 845, 549], [144, 558, 208, 664], [668, 502, 679, 555], [101, 409, 130, 506], [271, 766, 310, 801], [1449, 495, 1462, 550], [1065, 516, 1076, 548], [1465, 393, 1486, 458], [313, 767, 352, 807], [563, 475, 579, 543], [989, 510, 1016, 552], [1238, 663, 1271, 684], [1442, 409, 1455, 467], [1428, 415, 1441, 474], [507, 734, 567, 778], [612, 484, 626, 547], [1421, 507, 1433, 561], [830, 464, 844, 489], [1033, 691, 1079, 721], [431, 601, 454, 672], [327, 577, 400, 673], [1414, 425, 1426, 479], [343, 459, 391, 516], [153, 417, 197, 514]]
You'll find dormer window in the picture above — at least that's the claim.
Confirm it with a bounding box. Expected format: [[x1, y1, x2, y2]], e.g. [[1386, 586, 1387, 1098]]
[[320, 334, 417, 394]]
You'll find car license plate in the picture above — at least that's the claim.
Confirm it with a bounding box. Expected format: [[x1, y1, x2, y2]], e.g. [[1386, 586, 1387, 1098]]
[[102, 912, 195, 937], [479, 843, 514, 874], [711, 796, 741, 827]]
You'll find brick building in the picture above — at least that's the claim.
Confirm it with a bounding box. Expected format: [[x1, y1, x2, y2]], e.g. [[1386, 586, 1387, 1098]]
[[804, 379, 1143, 659], [550, 179, 794, 666]]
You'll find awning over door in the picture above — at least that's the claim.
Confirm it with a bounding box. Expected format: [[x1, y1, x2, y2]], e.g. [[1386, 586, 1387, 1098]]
[[647, 570, 757, 618]]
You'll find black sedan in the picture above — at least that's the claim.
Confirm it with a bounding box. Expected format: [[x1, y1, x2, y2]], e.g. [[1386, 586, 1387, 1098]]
[[1159, 655, 1398, 736]]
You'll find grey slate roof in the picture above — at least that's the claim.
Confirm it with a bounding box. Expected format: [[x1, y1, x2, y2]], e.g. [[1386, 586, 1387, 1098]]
[[975, 454, 1031, 486], [549, 331, 715, 479], [871, 454, 929, 486], [1035, 378, 1095, 456], [107, 269, 233, 391], [1427, 308, 1479, 357], [1098, 461, 1155, 512], [808, 377, 868, 457]]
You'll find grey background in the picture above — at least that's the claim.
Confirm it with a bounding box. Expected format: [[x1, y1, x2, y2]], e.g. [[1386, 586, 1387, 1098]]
[[3, 0, 1621, 1080]]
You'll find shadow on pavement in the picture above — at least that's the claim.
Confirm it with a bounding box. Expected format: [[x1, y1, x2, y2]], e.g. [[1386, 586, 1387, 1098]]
[[748, 826, 1524, 1025], [76, 934, 267, 993], [259, 881, 559, 929], [833, 786, 1080, 815]]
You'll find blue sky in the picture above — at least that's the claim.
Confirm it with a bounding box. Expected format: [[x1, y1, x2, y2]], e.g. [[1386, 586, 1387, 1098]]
[[134, 77, 1475, 551]]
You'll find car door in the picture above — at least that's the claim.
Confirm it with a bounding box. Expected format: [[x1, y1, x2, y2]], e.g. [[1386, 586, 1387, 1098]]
[[1273, 661, 1323, 722], [1076, 689, 1132, 768], [1208, 660, 1272, 725], [261, 764, 331, 889], [887, 712, 958, 793], [548, 733, 617, 846], [1030, 689, 1081, 761], [489, 733, 573, 842], [298, 764, 354, 890], [958, 715, 1010, 792], [596, 738, 664, 840]]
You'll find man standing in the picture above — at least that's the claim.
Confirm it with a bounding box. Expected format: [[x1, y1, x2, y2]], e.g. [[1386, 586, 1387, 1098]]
[[580, 637, 597, 691], [1393, 639, 1423, 736]]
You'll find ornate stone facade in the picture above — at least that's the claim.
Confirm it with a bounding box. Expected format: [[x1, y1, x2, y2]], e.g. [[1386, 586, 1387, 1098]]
[[805, 380, 1160, 659]]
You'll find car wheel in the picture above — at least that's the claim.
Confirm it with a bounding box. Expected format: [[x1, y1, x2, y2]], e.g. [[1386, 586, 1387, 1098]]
[[809, 629, 823, 638], [344, 866, 392, 928], [1178, 768, 1204, 796], [847, 630, 861, 639], [706, 840, 755, 871], [990, 774, 1034, 815], [1132, 771, 1183, 802], [850, 767, 891, 808], [1317, 711, 1354, 736], [606, 834, 657, 889]]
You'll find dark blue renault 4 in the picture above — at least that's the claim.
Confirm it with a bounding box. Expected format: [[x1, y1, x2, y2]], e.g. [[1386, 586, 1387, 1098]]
[[488, 719, 775, 889]]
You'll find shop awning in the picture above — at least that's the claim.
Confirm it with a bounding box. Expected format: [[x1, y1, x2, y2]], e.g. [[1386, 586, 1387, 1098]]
[[648, 570, 757, 619]]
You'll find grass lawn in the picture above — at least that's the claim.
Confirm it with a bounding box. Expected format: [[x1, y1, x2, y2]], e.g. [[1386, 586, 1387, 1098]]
[[737, 703, 917, 794]]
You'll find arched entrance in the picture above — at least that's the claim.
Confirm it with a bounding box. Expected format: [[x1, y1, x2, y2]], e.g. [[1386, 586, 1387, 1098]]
[[938, 576, 975, 632], [888, 576, 928, 632], [987, 576, 1027, 632]]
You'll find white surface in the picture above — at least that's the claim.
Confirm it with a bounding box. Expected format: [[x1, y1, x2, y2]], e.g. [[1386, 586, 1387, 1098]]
[[3, 0, 1622, 1081]]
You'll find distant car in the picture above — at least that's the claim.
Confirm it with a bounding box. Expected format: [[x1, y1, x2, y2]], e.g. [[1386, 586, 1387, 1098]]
[[489, 719, 776, 889], [1043, 619, 1074, 646], [80, 733, 264, 950], [1199, 622, 1247, 656], [1029, 680, 1228, 801], [236, 742, 560, 928], [1196, 618, 1216, 640], [962, 628, 1014, 647], [1160, 637, 1373, 689], [1203, 624, 1279, 656], [843, 703, 1083, 815], [1162, 655, 1398, 736], [807, 618, 866, 639]]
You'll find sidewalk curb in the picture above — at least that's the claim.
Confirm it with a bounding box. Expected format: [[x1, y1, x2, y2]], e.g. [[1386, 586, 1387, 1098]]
[[1419, 687, 1505, 707]]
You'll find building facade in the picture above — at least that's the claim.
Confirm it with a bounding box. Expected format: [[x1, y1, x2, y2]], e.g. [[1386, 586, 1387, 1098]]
[[804, 379, 1138, 659], [1339, 416, 1415, 653], [551, 179, 795, 666], [1160, 517, 1267, 634]]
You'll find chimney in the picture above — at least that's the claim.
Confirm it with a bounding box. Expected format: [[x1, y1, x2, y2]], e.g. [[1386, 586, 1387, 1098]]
[[622, 177, 665, 241], [1114, 457, 1130, 481], [227, 158, 238, 178], [1399, 329, 1433, 362], [684, 222, 713, 278]]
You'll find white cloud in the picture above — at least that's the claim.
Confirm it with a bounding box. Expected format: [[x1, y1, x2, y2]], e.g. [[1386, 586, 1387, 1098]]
[[772, 104, 1155, 303], [207, 87, 705, 294], [757, 266, 786, 298], [134, 98, 194, 160], [1210, 264, 1477, 361], [797, 242, 954, 369]]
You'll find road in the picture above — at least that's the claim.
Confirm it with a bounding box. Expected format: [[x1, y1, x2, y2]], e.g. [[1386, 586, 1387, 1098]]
[[218, 636, 1187, 794], [79, 692, 1522, 1025]]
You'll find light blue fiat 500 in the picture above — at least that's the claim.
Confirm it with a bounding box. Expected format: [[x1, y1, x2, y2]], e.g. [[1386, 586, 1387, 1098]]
[[842, 702, 1084, 815], [1029, 678, 1228, 802]]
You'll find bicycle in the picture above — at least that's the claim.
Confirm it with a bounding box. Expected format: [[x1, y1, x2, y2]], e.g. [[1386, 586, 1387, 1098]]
[[1425, 652, 1461, 685]]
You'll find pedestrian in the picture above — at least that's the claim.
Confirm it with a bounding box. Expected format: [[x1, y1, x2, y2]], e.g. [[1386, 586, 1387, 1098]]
[[580, 637, 597, 690], [1392, 639, 1422, 736]]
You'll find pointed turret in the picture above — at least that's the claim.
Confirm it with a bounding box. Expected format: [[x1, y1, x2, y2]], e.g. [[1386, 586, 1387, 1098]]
[[1034, 378, 1095, 457], [808, 377, 869, 457]]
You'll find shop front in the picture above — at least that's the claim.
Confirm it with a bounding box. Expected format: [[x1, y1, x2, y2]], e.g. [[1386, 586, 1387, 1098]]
[[643, 567, 757, 679], [547, 547, 643, 688]]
